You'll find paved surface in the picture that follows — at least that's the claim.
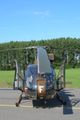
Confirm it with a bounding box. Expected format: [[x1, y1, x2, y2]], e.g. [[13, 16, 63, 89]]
[[0, 88, 80, 120]]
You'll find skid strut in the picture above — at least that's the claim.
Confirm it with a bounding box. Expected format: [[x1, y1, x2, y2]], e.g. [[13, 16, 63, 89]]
[[15, 92, 23, 107]]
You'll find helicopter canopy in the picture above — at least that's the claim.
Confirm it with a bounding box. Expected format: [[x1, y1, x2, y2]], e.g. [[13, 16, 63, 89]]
[[25, 64, 55, 90]]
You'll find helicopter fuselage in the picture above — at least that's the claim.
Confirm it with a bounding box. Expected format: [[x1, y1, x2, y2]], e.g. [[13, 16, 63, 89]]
[[24, 64, 56, 100]]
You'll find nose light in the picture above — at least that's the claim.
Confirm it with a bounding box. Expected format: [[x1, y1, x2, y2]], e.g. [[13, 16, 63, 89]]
[[37, 79, 46, 98]]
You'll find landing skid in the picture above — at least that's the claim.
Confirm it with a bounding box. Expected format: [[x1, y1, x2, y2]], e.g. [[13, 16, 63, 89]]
[[15, 90, 67, 107]]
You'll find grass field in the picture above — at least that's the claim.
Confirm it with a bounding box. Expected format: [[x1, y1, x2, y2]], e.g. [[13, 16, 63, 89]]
[[66, 68, 80, 88], [0, 71, 15, 88], [56, 68, 80, 88], [0, 68, 80, 88]]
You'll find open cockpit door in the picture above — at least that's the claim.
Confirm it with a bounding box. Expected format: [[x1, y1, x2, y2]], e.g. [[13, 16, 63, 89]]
[[56, 61, 66, 90], [13, 59, 24, 90]]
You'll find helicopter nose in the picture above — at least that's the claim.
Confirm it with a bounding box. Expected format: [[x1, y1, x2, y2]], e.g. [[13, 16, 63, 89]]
[[37, 79, 46, 99]]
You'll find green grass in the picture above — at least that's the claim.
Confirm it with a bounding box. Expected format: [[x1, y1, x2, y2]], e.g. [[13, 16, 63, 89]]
[[66, 68, 80, 88], [0, 68, 80, 88], [0, 71, 14, 88], [56, 68, 80, 88]]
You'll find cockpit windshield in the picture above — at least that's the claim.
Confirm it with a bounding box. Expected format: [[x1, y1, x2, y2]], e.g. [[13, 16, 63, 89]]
[[25, 64, 55, 90], [25, 64, 38, 89]]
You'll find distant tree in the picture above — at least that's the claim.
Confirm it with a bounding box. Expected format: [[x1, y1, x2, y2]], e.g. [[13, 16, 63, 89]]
[[0, 38, 80, 70]]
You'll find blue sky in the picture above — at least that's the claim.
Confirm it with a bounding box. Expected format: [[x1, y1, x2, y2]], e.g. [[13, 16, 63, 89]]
[[0, 0, 80, 43]]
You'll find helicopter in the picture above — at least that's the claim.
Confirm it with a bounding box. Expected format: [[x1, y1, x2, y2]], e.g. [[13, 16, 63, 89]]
[[12, 46, 67, 107]]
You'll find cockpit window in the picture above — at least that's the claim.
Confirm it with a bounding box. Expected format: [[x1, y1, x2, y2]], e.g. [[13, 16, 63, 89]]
[[25, 64, 55, 89], [25, 64, 38, 89]]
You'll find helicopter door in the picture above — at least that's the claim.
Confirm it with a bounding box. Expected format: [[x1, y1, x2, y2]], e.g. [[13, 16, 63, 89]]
[[13, 60, 24, 89], [57, 62, 65, 90]]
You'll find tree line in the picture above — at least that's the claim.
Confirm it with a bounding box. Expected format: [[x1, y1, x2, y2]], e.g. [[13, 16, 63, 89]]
[[0, 37, 80, 70]]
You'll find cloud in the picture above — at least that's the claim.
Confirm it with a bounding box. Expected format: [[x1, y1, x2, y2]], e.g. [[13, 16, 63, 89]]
[[33, 10, 50, 17]]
